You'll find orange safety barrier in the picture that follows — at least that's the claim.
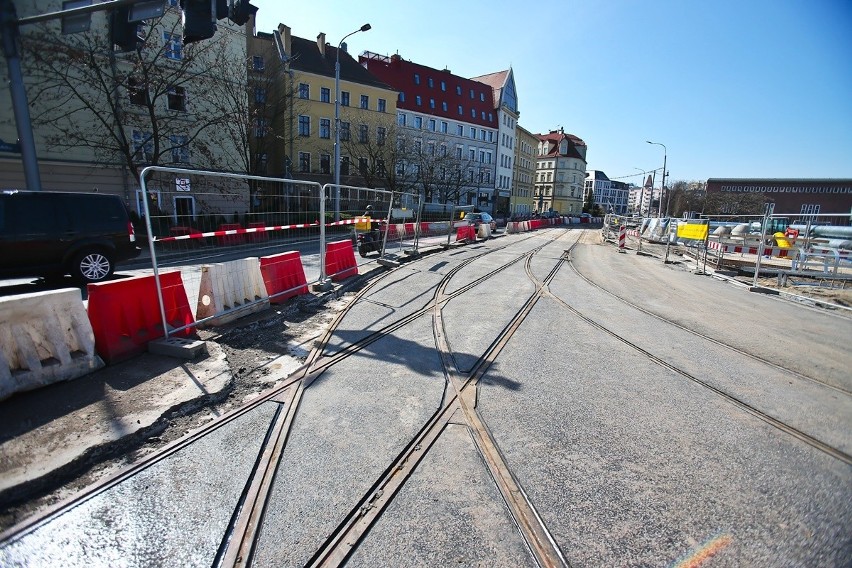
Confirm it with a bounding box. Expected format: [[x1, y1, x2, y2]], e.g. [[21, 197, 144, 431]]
[[246, 221, 269, 243], [87, 271, 194, 363], [217, 223, 245, 246], [325, 239, 359, 281], [260, 251, 308, 303]]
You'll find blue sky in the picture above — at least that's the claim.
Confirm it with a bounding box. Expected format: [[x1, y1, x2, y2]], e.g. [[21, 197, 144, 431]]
[[253, 0, 851, 186]]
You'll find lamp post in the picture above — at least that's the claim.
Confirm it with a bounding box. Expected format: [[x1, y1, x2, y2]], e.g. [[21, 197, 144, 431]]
[[334, 23, 371, 222], [646, 141, 666, 219]]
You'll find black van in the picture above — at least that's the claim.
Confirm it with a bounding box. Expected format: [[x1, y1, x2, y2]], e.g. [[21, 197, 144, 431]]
[[0, 190, 142, 283]]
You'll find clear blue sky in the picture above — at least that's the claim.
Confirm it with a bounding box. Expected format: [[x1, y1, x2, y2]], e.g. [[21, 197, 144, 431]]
[[253, 0, 852, 186]]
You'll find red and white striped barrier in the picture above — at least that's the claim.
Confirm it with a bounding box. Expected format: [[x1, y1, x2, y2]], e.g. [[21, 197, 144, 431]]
[[707, 240, 796, 258], [618, 225, 626, 250]]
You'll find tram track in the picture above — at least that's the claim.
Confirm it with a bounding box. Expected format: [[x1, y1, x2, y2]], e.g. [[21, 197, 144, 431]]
[[538, 234, 852, 466]]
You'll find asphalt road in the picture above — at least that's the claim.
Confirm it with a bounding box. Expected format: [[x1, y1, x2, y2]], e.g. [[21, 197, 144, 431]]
[[1, 227, 849, 567]]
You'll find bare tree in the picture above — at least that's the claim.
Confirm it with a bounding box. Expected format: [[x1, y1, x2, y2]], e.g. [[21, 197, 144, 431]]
[[21, 13, 245, 181]]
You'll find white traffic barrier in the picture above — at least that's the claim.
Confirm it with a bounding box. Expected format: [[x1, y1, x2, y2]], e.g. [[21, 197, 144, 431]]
[[196, 257, 269, 326], [0, 288, 103, 400], [478, 223, 492, 239]]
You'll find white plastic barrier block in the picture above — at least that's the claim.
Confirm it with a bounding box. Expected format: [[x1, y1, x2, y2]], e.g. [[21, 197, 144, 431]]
[[478, 223, 492, 239], [0, 288, 104, 400], [196, 257, 270, 326]]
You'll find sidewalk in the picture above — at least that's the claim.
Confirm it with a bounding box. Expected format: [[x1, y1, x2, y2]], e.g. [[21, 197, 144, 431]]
[[0, 344, 231, 506]]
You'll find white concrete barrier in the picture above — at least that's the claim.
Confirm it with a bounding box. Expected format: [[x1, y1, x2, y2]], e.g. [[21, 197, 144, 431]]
[[0, 288, 103, 400], [478, 224, 492, 239], [196, 257, 269, 326]]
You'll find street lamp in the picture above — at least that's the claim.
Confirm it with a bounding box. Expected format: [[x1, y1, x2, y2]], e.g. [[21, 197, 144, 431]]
[[334, 23, 371, 222], [646, 141, 666, 218]]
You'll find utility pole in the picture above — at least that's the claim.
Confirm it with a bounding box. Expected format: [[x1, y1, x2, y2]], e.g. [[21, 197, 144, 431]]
[[1, 0, 42, 191]]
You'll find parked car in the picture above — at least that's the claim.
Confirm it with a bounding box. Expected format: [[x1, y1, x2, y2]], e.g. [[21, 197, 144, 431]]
[[463, 212, 496, 232], [0, 190, 141, 283]]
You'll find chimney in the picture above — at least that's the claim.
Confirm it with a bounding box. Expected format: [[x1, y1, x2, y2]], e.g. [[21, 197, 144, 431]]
[[277, 24, 291, 57], [317, 33, 326, 57]]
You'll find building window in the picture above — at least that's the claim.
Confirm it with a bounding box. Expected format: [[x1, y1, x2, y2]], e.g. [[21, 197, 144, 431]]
[[469, 127, 475, 139], [414, 116, 423, 129], [479, 150, 485, 163], [339, 91, 349, 106], [164, 32, 182, 60], [299, 152, 310, 172], [456, 146, 463, 159], [320, 154, 330, 174], [481, 111, 486, 120], [397, 112, 406, 126], [254, 118, 268, 138], [428, 142, 435, 155], [430, 98, 435, 109], [128, 77, 148, 105], [167, 85, 186, 111], [132, 130, 152, 162], [441, 81, 446, 91], [254, 87, 266, 103], [480, 129, 485, 140], [360, 94, 369, 109], [442, 102, 447, 111], [414, 73, 420, 84], [340, 121, 350, 141], [359, 157, 368, 174], [251, 55, 264, 71], [340, 156, 350, 175], [321, 87, 330, 103], [298, 115, 310, 136], [377, 127, 386, 145], [456, 125, 463, 136], [456, 85, 462, 95], [415, 95, 422, 106], [398, 92, 405, 103], [441, 121, 448, 133], [378, 98, 386, 112], [429, 118, 436, 131], [480, 92, 485, 102], [458, 105, 463, 115], [299, 83, 309, 99], [255, 152, 268, 173], [359, 124, 368, 143], [169, 135, 188, 163], [471, 108, 476, 118], [320, 118, 331, 139], [469, 89, 474, 99], [428, 77, 434, 88], [469, 149, 475, 161]]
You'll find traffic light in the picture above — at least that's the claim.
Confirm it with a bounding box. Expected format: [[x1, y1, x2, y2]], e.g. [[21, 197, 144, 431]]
[[179, 0, 217, 44], [111, 7, 144, 52], [229, 0, 258, 26]]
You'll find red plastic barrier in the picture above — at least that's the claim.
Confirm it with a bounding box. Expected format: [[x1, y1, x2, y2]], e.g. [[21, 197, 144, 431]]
[[404, 223, 416, 237], [247, 221, 269, 243], [260, 251, 308, 304], [456, 225, 476, 242], [87, 271, 194, 364], [325, 239, 359, 281], [217, 223, 245, 246], [420, 222, 430, 236]]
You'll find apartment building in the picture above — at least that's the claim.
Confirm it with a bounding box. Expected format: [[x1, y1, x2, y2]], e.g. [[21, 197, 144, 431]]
[[471, 68, 519, 216], [263, 26, 397, 189], [534, 129, 587, 214], [512, 125, 538, 215], [360, 52, 500, 213], [585, 170, 629, 214]]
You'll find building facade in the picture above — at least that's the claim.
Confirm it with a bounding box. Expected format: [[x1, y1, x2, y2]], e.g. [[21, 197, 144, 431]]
[[471, 68, 519, 216], [534, 129, 587, 214], [512, 125, 538, 216], [706, 179, 852, 220], [360, 52, 501, 213], [584, 170, 629, 214], [1, 0, 250, 219], [264, 26, 397, 188]]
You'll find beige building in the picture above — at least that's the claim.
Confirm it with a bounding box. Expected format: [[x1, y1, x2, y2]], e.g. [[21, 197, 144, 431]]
[[534, 129, 587, 215], [263, 24, 397, 190], [512, 125, 537, 215], [1, 2, 252, 221]]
